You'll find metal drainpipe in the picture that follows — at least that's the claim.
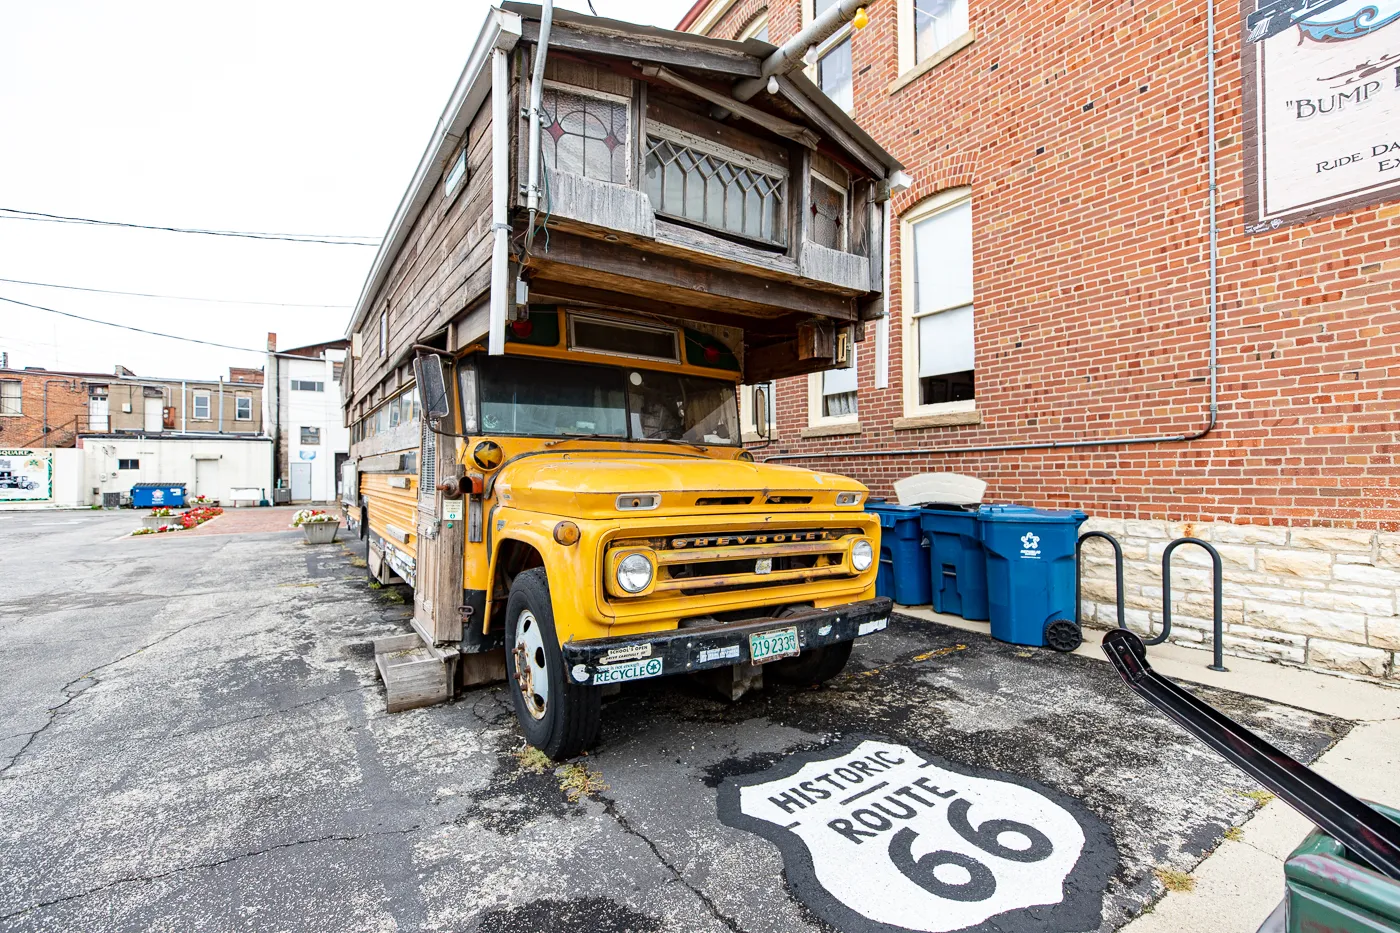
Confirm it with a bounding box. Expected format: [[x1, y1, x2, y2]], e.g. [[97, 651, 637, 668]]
[[218, 377, 224, 433], [181, 381, 187, 433], [766, 0, 1220, 463], [42, 379, 75, 440], [521, 0, 554, 260]]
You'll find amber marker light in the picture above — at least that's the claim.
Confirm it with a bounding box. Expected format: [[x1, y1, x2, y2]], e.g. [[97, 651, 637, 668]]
[[553, 521, 581, 546]]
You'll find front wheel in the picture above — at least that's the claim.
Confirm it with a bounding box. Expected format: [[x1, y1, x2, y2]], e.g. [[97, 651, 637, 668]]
[[504, 568, 601, 760]]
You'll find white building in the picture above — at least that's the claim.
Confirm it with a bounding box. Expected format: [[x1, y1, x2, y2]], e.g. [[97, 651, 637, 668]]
[[264, 335, 349, 503], [81, 434, 273, 505]]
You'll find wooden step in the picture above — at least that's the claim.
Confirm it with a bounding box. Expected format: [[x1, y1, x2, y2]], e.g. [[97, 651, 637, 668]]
[[373, 633, 451, 712]]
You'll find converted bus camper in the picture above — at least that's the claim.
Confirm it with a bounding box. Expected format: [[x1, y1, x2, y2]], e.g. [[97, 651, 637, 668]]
[[342, 2, 908, 757]]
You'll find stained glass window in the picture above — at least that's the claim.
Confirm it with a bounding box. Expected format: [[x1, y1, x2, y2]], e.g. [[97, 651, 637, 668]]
[[539, 86, 629, 185]]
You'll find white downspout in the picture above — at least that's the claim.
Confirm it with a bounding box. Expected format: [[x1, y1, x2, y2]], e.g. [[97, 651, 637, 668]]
[[489, 46, 512, 356], [181, 381, 187, 433], [875, 200, 892, 390]]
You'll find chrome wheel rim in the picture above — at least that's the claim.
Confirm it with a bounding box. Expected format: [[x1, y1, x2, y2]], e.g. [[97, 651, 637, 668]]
[[512, 609, 550, 720]]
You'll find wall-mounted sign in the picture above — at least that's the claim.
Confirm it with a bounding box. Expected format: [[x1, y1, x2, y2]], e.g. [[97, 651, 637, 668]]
[[0, 449, 52, 502], [442, 498, 464, 521], [298, 450, 317, 460], [718, 739, 1116, 933], [1244, 0, 1400, 231]]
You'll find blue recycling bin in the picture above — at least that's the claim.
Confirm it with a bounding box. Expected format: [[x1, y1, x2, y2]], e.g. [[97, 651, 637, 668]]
[[920, 507, 989, 620], [130, 483, 187, 508], [978, 505, 1088, 648], [868, 502, 932, 606]]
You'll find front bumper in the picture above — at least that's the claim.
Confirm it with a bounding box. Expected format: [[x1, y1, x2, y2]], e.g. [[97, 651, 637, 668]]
[[561, 597, 893, 686]]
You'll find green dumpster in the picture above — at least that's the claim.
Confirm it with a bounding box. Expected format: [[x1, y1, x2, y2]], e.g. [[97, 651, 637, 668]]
[[1277, 801, 1400, 932]]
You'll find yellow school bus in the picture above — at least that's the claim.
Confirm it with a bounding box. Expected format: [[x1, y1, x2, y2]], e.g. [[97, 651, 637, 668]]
[[343, 3, 904, 757]]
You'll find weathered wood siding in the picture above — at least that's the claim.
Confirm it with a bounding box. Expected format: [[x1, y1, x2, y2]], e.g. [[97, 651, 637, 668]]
[[348, 95, 496, 416]]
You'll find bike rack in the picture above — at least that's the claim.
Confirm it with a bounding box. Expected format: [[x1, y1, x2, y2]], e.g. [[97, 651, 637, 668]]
[[1076, 532, 1228, 672], [1160, 537, 1228, 672], [1075, 531, 1125, 630]]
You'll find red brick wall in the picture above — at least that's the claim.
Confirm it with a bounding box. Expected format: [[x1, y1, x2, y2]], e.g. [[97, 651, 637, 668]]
[[695, 0, 1400, 531], [0, 371, 90, 447]]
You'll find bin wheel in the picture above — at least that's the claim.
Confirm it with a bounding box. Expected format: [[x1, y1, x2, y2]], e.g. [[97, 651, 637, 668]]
[[1045, 620, 1082, 653]]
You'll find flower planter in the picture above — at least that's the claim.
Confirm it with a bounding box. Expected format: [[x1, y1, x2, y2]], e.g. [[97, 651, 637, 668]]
[[142, 515, 166, 530], [302, 521, 339, 545]]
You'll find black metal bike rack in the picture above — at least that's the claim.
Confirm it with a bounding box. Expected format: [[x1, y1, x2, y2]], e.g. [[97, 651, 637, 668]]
[[1075, 531, 1125, 629], [1161, 537, 1228, 672], [1076, 532, 1228, 672]]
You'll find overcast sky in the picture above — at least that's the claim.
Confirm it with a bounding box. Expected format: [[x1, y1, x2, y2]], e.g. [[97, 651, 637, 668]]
[[0, 0, 692, 380]]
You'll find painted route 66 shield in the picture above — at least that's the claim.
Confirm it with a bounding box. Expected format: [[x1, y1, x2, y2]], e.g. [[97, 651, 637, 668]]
[[717, 739, 1116, 933]]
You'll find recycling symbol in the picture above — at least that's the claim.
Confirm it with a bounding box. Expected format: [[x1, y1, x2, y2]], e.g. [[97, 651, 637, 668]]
[[1020, 532, 1040, 550]]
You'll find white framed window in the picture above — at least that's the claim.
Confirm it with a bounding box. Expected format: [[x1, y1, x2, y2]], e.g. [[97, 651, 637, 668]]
[[901, 188, 975, 417], [444, 148, 467, 198], [739, 381, 777, 438], [807, 340, 858, 425], [0, 380, 20, 415], [301, 426, 321, 445], [805, 0, 854, 113], [193, 391, 211, 420], [290, 380, 324, 392], [235, 395, 253, 421], [738, 10, 770, 41], [896, 0, 972, 79], [915, 0, 969, 62]]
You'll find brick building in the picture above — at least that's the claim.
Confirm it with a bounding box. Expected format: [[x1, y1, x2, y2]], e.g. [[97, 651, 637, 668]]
[[681, 0, 1400, 679], [0, 363, 265, 447]]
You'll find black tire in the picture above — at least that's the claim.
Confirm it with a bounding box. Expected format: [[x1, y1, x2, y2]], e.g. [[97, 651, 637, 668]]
[[1045, 619, 1082, 652], [358, 504, 368, 541], [765, 639, 854, 686], [504, 568, 601, 759]]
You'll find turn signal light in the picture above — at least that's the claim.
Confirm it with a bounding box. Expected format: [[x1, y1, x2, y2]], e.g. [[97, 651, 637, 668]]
[[553, 521, 581, 546]]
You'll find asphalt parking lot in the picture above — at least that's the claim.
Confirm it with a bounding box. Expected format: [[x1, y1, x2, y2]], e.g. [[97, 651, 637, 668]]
[[0, 510, 1353, 933]]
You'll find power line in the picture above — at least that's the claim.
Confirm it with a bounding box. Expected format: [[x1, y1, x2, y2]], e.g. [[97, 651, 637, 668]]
[[0, 295, 264, 353], [0, 207, 381, 246], [0, 276, 350, 309]]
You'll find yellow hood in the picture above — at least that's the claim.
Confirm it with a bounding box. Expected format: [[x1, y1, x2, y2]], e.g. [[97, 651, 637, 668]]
[[492, 451, 867, 519]]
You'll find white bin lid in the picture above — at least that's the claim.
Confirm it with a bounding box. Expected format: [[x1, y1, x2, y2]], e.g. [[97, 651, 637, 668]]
[[893, 472, 987, 507]]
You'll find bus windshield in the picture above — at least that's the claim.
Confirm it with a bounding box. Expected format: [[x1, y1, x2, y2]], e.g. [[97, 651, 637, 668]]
[[472, 355, 740, 446]]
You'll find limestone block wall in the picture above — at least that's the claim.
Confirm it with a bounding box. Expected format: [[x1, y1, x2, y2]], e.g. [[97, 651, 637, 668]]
[[1078, 518, 1399, 683]]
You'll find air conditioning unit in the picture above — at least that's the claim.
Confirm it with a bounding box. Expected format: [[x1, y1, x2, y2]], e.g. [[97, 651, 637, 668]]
[[273, 488, 291, 504], [122, 403, 132, 413]]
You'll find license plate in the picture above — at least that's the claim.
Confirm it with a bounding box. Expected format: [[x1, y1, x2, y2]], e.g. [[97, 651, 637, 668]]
[[749, 626, 800, 664]]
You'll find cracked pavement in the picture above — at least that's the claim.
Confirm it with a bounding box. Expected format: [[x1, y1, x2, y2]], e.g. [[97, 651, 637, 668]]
[[0, 511, 1355, 933]]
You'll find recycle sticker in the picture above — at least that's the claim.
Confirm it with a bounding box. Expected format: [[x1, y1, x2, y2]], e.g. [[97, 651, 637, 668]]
[[717, 739, 1117, 933]]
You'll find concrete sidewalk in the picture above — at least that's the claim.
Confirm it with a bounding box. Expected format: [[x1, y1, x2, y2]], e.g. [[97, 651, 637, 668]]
[[900, 606, 1400, 933]]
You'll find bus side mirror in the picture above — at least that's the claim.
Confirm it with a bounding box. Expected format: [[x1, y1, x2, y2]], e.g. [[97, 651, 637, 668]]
[[413, 353, 451, 422], [753, 384, 770, 438]]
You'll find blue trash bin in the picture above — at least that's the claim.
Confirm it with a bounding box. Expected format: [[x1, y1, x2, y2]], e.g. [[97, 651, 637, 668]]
[[868, 502, 932, 606], [977, 505, 1088, 649], [920, 507, 989, 620], [130, 483, 187, 508]]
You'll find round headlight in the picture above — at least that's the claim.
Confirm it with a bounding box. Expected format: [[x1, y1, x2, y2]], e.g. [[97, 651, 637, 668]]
[[851, 539, 874, 572], [616, 553, 654, 594]]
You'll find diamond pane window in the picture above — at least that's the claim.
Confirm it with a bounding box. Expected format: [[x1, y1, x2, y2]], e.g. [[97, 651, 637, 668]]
[[643, 135, 787, 247], [539, 86, 629, 185]]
